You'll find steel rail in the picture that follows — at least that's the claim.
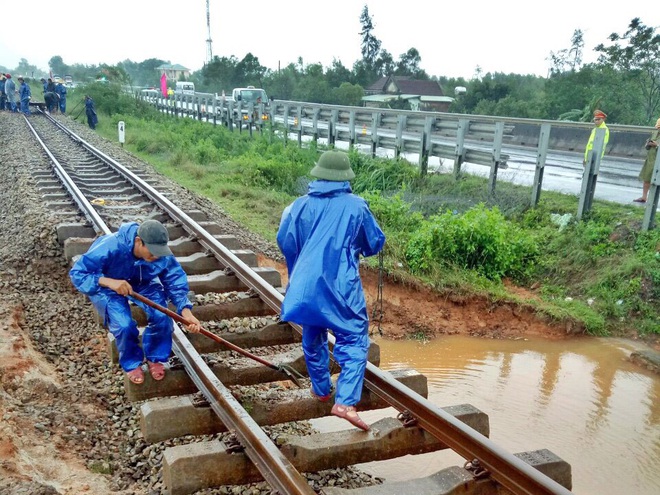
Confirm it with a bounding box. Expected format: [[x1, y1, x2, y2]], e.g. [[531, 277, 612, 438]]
[[33, 116, 315, 495], [47, 116, 572, 495], [55, 123, 285, 313], [23, 113, 111, 236], [103, 149, 572, 493], [171, 326, 315, 495]]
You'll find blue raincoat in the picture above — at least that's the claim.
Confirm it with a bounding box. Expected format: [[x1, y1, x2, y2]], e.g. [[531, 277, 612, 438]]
[[69, 222, 192, 371], [18, 81, 30, 115], [277, 180, 385, 406], [55, 83, 67, 113]]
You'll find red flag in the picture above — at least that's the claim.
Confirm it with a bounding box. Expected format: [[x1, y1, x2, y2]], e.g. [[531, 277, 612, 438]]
[[160, 73, 167, 98]]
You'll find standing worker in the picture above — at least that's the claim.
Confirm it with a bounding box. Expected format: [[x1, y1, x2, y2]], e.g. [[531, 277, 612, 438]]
[[277, 150, 385, 431], [69, 220, 202, 384], [55, 80, 67, 113], [17, 77, 31, 115], [85, 95, 98, 129], [4, 74, 16, 112], [583, 109, 610, 166], [634, 117, 660, 203], [0, 74, 6, 110]]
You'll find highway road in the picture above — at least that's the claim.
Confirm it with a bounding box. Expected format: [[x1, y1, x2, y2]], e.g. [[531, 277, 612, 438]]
[[345, 140, 649, 208]]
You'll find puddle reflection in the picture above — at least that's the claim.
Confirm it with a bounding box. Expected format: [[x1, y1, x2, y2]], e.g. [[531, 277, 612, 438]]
[[324, 335, 660, 495]]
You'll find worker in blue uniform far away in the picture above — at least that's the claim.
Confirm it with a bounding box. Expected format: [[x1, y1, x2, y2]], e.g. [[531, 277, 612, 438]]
[[4, 74, 17, 112], [17, 77, 31, 115], [277, 150, 386, 431], [43, 78, 58, 113], [69, 220, 202, 385], [55, 80, 67, 113], [85, 95, 98, 129]]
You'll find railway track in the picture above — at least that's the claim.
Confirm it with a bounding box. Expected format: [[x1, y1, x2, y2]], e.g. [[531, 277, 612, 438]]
[[19, 110, 574, 495]]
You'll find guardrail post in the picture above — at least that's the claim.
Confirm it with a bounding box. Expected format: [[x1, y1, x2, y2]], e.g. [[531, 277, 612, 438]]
[[395, 115, 406, 159], [329, 109, 338, 147], [531, 123, 551, 207], [420, 117, 434, 175], [371, 112, 381, 158], [247, 102, 255, 137], [487, 122, 505, 194], [349, 110, 357, 150], [577, 128, 606, 220], [228, 101, 235, 132], [282, 104, 290, 143], [311, 108, 320, 144], [642, 153, 660, 230], [296, 105, 303, 147], [454, 119, 468, 178]]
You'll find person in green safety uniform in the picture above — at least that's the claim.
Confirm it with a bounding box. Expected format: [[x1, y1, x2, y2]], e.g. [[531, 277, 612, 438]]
[[634, 117, 660, 203], [583, 109, 609, 166]]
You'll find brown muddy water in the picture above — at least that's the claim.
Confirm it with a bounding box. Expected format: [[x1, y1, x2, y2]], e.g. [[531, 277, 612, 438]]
[[312, 335, 660, 495]]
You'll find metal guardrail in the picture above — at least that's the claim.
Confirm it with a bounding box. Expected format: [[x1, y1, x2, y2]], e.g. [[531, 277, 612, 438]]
[[137, 92, 660, 229]]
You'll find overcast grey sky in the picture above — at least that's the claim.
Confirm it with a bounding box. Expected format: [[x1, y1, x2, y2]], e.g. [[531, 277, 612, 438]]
[[1, 1, 657, 79]]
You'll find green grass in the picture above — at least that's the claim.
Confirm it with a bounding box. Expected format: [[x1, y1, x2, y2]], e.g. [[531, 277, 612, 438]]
[[85, 88, 660, 338]]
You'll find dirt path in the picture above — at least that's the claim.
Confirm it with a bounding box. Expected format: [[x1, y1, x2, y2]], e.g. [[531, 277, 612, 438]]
[[0, 302, 126, 495], [258, 255, 573, 341]]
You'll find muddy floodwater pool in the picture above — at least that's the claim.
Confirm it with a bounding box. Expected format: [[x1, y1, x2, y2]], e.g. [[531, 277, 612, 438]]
[[312, 335, 660, 495]]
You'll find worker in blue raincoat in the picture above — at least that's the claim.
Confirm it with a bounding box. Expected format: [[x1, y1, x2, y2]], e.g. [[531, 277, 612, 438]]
[[85, 95, 98, 129], [69, 220, 201, 384], [4, 74, 17, 112], [17, 77, 30, 115], [277, 150, 385, 431], [55, 81, 67, 113]]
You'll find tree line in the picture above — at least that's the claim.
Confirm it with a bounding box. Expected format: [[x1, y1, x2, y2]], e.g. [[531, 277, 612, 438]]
[[2, 7, 659, 126]]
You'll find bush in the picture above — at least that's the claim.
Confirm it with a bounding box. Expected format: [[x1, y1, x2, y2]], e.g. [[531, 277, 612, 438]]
[[405, 204, 539, 280]]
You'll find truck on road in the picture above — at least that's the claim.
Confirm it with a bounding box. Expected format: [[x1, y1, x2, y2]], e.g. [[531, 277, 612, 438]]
[[231, 86, 269, 128]]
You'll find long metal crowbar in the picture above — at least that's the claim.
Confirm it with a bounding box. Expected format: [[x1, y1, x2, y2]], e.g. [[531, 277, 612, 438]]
[[129, 291, 305, 387]]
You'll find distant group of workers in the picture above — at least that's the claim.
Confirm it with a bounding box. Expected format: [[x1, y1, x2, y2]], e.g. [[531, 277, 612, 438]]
[[0, 73, 30, 114], [39, 77, 68, 114], [0, 74, 67, 115]]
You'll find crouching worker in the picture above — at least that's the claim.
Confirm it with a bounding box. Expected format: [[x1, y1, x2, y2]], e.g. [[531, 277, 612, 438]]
[[69, 220, 201, 384], [277, 150, 385, 431]]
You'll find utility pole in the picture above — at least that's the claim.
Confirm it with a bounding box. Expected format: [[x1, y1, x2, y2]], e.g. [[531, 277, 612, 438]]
[[206, 0, 213, 63]]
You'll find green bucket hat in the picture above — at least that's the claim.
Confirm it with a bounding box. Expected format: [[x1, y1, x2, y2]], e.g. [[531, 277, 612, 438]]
[[310, 150, 355, 181]]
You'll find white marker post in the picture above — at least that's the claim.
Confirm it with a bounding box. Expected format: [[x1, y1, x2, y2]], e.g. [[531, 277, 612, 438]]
[[118, 121, 125, 147]]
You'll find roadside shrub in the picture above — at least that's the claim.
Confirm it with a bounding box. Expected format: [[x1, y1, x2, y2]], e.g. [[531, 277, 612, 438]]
[[349, 152, 418, 194], [361, 192, 424, 235], [405, 204, 539, 280]]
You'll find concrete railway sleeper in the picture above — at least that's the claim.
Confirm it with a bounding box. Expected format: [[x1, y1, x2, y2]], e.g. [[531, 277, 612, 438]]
[[22, 110, 574, 494]]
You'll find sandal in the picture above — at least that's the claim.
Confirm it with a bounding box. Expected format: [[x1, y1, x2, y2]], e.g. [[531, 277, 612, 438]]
[[331, 403, 370, 431], [633, 198, 647, 203], [147, 361, 166, 381], [126, 366, 144, 385], [310, 384, 335, 402]]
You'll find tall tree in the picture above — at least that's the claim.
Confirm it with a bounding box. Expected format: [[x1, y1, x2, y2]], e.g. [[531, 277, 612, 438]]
[[325, 59, 354, 89], [15, 58, 41, 79], [394, 48, 427, 78], [235, 53, 267, 88], [549, 29, 584, 75], [48, 56, 68, 77], [595, 18, 660, 122], [374, 49, 395, 78], [263, 62, 299, 101], [200, 55, 240, 93], [359, 5, 381, 71]]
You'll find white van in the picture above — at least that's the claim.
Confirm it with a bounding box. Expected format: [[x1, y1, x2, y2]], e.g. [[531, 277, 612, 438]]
[[175, 82, 195, 95]]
